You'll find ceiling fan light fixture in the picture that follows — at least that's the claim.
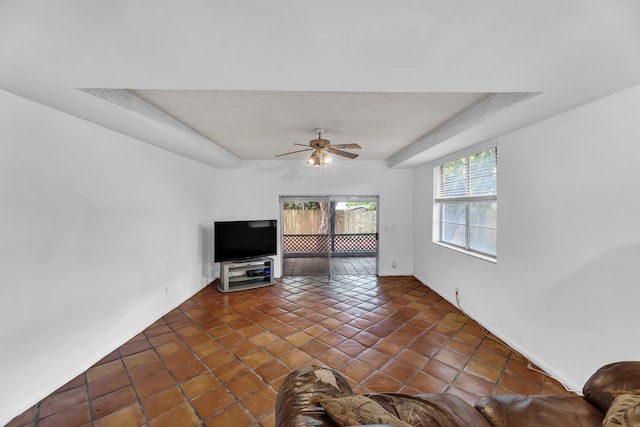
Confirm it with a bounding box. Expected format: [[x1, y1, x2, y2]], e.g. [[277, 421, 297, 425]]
[[275, 128, 360, 174], [308, 152, 320, 165]]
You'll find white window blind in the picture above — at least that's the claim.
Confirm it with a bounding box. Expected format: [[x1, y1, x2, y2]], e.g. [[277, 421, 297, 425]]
[[434, 147, 497, 258], [435, 147, 497, 201]]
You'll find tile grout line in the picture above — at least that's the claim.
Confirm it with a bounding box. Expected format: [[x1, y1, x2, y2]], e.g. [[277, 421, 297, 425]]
[[83, 372, 95, 427], [210, 296, 297, 424], [33, 402, 41, 427], [349, 300, 444, 393], [442, 322, 494, 397], [491, 351, 515, 395], [173, 303, 264, 425], [118, 346, 151, 427], [389, 318, 452, 392], [147, 317, 209, 425], [290, 280, 422, 392]]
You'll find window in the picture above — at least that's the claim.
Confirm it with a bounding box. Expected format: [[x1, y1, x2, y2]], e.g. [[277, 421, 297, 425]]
[[433, 147, 497, 259]]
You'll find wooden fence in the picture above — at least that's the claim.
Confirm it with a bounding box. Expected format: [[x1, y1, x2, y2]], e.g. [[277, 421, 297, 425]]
[[283, 209, 376, 234]]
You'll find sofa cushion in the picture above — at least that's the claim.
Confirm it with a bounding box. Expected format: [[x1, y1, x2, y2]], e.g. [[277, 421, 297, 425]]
[[583, 361, 640, 414], [602, 394, 640, 427], [367, 393, 492, 427], [320, 395, 412, 427], [275, 366, 354, 427], [474, 394, 603, 427]]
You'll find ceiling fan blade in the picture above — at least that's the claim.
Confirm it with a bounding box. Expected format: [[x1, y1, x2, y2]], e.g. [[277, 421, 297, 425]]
[[330, 143, 361, 149], [274, 148, 313, 157], [293, 143, 310, 147], [326, 147, 359, 159]]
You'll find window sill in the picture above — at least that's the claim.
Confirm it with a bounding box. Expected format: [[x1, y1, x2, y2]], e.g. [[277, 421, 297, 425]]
[[432, 241, 497, 263]]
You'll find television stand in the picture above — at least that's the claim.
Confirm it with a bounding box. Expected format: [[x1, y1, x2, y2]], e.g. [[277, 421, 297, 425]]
[[218, 257, 275, 292]]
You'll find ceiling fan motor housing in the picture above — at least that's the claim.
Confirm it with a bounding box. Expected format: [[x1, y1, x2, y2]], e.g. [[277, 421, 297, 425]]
[[310, 138, 330, 149]]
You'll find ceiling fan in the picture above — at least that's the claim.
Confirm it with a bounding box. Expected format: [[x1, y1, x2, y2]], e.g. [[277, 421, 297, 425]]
[[274, 128, 361, 166]]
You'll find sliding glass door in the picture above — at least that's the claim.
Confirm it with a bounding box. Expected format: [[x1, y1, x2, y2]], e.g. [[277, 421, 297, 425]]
[[280, 195, 378, 278], [330, 196, 378, 276], [280, 196, 331, 276]]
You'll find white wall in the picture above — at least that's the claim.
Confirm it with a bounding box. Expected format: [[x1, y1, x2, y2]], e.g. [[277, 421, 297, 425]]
[[0, 89, 414, 424], [213, 161, 414, 276], [414, 83, 640, 391], [0, 90, 217, 425]]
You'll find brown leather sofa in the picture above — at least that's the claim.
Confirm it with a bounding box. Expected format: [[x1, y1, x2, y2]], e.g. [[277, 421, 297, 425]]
[[275, 361, 640, 427]]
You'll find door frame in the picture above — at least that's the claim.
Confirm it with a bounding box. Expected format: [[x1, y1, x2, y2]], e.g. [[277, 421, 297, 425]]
[[279, 195, 379, 277]]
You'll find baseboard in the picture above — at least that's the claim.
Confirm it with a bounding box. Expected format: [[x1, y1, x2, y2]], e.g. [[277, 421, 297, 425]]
[[413, 274, 583, 394]]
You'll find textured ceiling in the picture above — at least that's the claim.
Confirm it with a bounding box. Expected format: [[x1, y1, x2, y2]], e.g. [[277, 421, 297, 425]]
[[131, 90, 492, 160], [2, 1, 639, 168]]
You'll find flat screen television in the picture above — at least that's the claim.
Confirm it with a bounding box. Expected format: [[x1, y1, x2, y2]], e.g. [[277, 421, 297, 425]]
[[214, 219, 277, 263]]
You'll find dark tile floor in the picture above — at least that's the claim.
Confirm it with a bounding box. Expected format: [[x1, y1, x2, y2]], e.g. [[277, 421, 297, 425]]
[[282, 256, 376, 276], [8, 275, 572, 427]]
